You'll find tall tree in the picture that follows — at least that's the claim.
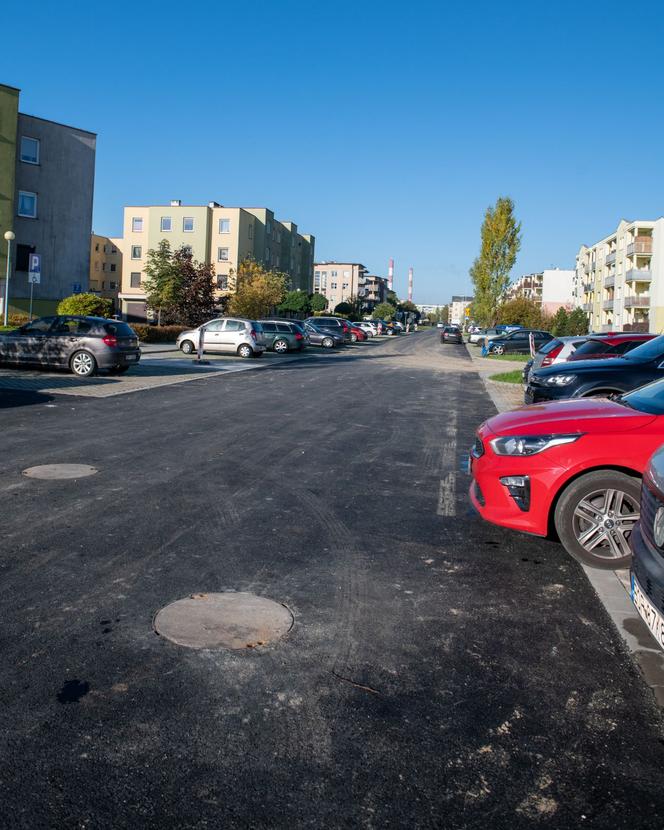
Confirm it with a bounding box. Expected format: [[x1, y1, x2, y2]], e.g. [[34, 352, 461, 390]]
[[568, 307, 589, 335], [310, 293, 328, 312], [551, 307, 570, 336], [278, 290, 311, 316], [168, 248, 218, 327], [142, 240, 181, 325], [373, 302, 396, 320], [227, 258, 288, 319], [470, 197, 522, 325]]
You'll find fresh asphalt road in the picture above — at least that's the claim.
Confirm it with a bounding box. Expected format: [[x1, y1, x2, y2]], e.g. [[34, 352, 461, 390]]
[[2, 330, 664, 829]]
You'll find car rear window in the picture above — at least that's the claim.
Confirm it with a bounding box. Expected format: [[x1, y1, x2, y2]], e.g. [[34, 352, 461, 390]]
[[572, 340, 612, 357], [103, 322, 135, 337], [538, 338, 563, 354]]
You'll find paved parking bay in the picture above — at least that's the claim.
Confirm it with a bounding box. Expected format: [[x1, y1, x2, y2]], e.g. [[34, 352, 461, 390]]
[[2, 329, 664, 828]]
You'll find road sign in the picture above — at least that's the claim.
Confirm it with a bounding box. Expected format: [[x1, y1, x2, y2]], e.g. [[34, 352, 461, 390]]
[[28, 254, 41, 284]]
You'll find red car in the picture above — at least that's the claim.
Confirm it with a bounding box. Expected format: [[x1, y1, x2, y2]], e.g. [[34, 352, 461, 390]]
[[567, 332, 654, 361], [347, 324, 367, 343], [469, 379, 664, 569]]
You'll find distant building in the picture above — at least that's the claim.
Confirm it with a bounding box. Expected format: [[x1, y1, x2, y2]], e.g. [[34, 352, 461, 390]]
[[116, 200, 314, 320], [89, 234, 122, 312], [506, 269, 575, 314], [575, 218, 664, 333], [0, 82, 96, 317], [417, 303, 447, 316], [313, 262, 367, 311], [360, 275, 388, 311], [449, 295, 473, 325]]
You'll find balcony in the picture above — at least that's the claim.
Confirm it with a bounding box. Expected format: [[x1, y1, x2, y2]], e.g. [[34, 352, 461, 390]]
[[627, 237, 653, 256], [604, 274, 615, 288], [582, 302, 593, 312], [605, 251, 616, 265], [625, 268, 651, 283], [602, 298, 614, 310], [624, 295, 650, 308], [583, 263, 590, 275], [583, 282, 593, 293], [600, 324, 614, 333]]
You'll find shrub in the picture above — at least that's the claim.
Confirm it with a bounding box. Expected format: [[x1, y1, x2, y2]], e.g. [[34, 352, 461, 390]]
[[128, 324, 190, 342], [57, 293, 113, 317]]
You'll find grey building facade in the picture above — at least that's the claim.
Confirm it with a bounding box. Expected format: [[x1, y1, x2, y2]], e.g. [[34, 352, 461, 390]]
[[13, 112, 96, 314]]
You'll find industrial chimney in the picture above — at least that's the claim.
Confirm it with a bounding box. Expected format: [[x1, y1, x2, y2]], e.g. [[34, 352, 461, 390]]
[[388, 258, 394, 291], [408, 267, 413, 302]]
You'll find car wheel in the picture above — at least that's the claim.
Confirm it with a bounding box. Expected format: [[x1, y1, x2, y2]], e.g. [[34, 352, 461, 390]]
[[492, 345, 505, 355], [237, 344, 253, 359], [322, 337, 334, 349], [554, 470, 641, 569], [351, 333, 358, 343], [273, 339, 289, 354], [180, 340, 195, 354], [70, 350, 97, 378]]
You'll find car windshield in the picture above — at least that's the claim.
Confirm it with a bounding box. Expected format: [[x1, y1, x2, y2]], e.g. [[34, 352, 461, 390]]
[[623, 334, 664, 362], [620, 378, 664, 414]]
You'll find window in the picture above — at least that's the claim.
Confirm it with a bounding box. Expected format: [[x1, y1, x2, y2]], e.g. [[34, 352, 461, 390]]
[[20, 136, 39, 164], [95, 243, 100, 252], [262, 322, 277, 333], [18, 191, 37, 218], [265, 247, 271, 261], [219, 218, 230, 234], [109, 281, 117, 289], [205, 320, 225, 331], [101, 281, 106, 289], [342, 283, 349, 289], [343, 271, 350, 278], [248, 224, 253, 239], [266, 221, 272, 235], [216, 275, 228, 290], [23, 317, 56, 334], [110, 263, 117, 272], [331, 270, 338, 278], [331, 282, 337, 289], [102, 263, 107, 271], [161, 216, 172, 232], [130, 272, 141, 288], [225, 320, 244, 331], [132, 217, 143, 232], [218, 247, 229, 261], [111, 246, 117, 254], [131, 245, 142, 259], [95, 262, 100, 271], [183, 217, 194, 232]]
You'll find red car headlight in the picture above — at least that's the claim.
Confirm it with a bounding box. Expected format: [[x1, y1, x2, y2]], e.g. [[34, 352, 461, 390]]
[[490, 434, 582, 456]]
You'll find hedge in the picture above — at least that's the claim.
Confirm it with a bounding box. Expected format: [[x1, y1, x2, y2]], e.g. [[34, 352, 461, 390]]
[[128, 324, 189, 342]]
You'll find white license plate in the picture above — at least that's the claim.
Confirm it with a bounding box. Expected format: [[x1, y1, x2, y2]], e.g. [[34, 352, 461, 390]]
[[632, 575, 664, 649], [125, 355, 138, 362]]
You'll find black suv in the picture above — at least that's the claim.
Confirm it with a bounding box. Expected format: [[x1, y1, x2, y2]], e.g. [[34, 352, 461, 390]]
[[440, 325, 463, 344], [525, 334, 664, 404], [488, 329, 553, 355]]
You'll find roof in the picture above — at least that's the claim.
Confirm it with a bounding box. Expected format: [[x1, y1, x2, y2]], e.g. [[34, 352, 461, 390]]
[[18, 111, 97, 136]]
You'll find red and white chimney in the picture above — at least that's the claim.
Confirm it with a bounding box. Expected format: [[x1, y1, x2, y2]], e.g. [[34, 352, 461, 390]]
[[408, 267, 413, 302], [388, 258, 394, 291]]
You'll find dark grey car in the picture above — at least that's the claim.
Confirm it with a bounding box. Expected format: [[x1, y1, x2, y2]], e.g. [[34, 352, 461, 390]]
[[304, 322, 344, 349], [0, 315, 141, 377]]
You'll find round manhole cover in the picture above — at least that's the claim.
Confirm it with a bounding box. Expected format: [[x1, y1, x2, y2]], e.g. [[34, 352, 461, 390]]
[[22, 464, 98, 480], [154, 592, 293, 649]]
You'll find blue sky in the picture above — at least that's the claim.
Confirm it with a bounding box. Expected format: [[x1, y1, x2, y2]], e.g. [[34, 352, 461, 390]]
[[6, 0, 664, 303]]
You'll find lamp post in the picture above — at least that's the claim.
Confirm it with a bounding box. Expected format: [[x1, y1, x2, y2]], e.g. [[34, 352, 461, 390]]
[[3, 230, 15, 326]]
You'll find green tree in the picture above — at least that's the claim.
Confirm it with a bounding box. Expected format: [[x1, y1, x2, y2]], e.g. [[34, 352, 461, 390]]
[[373, 302, 396, 320], [278, 290, 311, 315], [310, 292, 328, 312], [495, 296, 546, 329], [397, 300, 418, 313], [334, 301, 353, 317], [550, 307, 570, 336], [568, 307, 590, 335], [386, 290, 398, 307], [57, 293, 113, 317], [470, 196, 522, 325], [143, 240, 181, 324], [228, 258, 288, 319]]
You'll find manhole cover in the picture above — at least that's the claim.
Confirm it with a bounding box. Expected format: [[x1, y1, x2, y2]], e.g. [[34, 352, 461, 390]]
[[22, 464, 98, 480], [154, 592, 293, 649]]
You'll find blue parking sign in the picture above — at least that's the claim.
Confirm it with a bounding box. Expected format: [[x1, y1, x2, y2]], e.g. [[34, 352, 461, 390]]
[[28, 253, 41, 284]]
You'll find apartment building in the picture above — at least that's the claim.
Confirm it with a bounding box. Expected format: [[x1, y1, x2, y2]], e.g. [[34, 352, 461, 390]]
[[450, 295, 473, 325], [117, 200, 314, 320], [313, 262, 368, 311], [0, 83, 96, 317], [89, 234, 122, 311], [506, 269, 575, 314], [360, 275, 388, 311], [574, 218, 664, 333]]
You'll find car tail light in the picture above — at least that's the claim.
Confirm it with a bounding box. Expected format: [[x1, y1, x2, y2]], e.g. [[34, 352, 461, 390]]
[[295, 332, 303, 340], [102, 335, 118, 347], [541, 343, 564, 366], [342, 322, 349, 332], [250, 329, 257, 341]]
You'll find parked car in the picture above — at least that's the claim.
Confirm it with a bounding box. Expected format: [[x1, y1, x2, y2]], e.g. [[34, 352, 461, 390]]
[[258, 320, 306, 353], [567, 332, 655, 362], [385, 322, 401, 336], [474, 327, 503, 348], [304, 322, 344, 349], [525, 334, 664, 404], [177, 318, 265, 358], [522, 336, 590, 384], [0, 315, 140, 377], [440, 325, 463, 344], [631, 442, 664, 649], [436, 322, 445, 329], [304, 316, 352, 342], [347, 323, 367, 343], [469, 379, 664, 568], [488, 329, 553, 356], [357, 322, 377, 337], [469, 328, 488, 344]]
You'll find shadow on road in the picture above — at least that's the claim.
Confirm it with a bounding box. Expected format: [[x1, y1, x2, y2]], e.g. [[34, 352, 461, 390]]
[[0, 389, 55, 408]]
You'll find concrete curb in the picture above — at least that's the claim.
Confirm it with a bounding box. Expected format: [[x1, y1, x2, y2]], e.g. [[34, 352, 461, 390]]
[[467, 341, 664, 705]]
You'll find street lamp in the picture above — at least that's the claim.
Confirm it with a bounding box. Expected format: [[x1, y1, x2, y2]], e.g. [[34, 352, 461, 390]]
[[3, 230, 15, 327]]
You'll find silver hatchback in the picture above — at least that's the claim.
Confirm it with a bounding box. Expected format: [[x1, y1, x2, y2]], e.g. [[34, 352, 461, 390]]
[[176, 318, 265, 358]]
